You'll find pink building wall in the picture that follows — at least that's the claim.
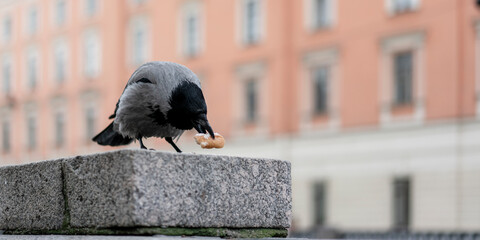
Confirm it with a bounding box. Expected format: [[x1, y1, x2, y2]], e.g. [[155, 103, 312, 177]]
[[0, 0, 479, 164]]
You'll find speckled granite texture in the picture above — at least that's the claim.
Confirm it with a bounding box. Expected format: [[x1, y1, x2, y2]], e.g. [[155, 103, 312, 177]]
[[64, 150, 292, 228], [0, 160, 65, 230], [0, 150, 291, 235]]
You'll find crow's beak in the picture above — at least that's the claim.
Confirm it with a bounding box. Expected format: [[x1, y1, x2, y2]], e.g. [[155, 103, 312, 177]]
[[194, 114, 215, 139]]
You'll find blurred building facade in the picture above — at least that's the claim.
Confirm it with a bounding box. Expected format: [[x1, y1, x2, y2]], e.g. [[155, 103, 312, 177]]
[[1, 0, 480, 235]]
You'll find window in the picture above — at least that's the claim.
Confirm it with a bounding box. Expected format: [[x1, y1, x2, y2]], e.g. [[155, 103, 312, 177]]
[[27, 54, 37, 89], [2, 59, 11, 94], [2, 121, 10, 153], [245, 79, 257, 123], [313, 0, 328, 29], [305, 0, 335, 31], [393, 51, 413, 105], [3, 16, 12, 43], [313, 182, 326, 226], [380, 31, 425, 125], [83, 30, 101, 77], [386, 0, 419, 15], [242, 0, 261, 45], [393, 178, 410, 230], [132, 20, 147, 65], [184, 13, 200, 57], [28, 7, 38, 35], [27, 116, 36, 150], [301, 47, 339, 131], [85, 0, 97, 17], [312, 66, 329, 115], [86, 107, 96, 140], [54, 42, 67, 83], [55, 112, 65, 148], [55, 0, 66, 26]]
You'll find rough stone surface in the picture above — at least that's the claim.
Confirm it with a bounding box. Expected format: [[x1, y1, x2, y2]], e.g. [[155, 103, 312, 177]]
[[63, 150, 291, 229], [0, 236, 301, 240], [0, 160, 65, 230]]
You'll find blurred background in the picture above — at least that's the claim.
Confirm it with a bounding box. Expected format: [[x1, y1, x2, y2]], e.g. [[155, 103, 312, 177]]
[[1, 0, 480, 238]]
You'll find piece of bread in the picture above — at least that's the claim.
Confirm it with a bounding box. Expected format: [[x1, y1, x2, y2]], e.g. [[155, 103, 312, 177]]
[[194, 133, 225, 149]]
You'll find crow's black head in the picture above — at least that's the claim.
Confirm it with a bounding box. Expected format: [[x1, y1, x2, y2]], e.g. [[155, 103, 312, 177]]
[[167, 81, 215, 138]]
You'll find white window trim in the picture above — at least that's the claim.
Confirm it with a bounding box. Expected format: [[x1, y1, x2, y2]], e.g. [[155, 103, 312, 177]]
[[303, 0, 337, 32], [476, 20, 480, 118], [385, 0, 420, 16], [300, 47, 340, 134], [127, 15, 150, 67], [236, 0, 266, 47], [178, 0, 205, 58], [82, 28, 102, 78], [233, 61, 269, 138], [379, 31, 425, 128]]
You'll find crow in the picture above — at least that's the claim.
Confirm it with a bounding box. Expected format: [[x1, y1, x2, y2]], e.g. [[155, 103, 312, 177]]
[[92, 61, 215, 153]]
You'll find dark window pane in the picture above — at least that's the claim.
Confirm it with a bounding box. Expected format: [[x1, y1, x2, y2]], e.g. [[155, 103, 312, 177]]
[[313, 182, 326, 226], [246, 0, 258, 44], [246, 80, 257, 123], [314, 0, 328, 29], [393, 0, 414, 13], [2, 121, 10, 153], [27, 116, 36, 150], [313, 66, 329, 115], [3, 62, 10, 94], [86, 108, 95, 140], [187, 15, 197, 56], [55, 112, 65, 148], [394, 51, 413, 105], [393, 178, 410, 230], [4, 16, 11, 41]]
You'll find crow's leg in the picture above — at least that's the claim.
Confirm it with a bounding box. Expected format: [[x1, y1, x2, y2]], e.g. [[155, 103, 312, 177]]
[[165, 137, 182, 153], [138, 137, 147, 150]]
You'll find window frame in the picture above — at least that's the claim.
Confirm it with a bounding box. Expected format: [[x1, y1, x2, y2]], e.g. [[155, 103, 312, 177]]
[[311, 65, 330, 115], [393, 50, 414, 106], [2, 119, 11, 154], [392, 177, 411, 230], [83, 28, 101, 78], [304, 0, 336, 32], [385, 0, 420, 16], [233, 61, 268, 137], [27, 6, 39, 36], [3, 15, 12, 44], [179, 1, 204, 58], [237, 0, 265, 46], [379, 31, 425, 127], [312, 181, 327, 226], [301, 47, 340, 133], [52, 39, 69, 84], [2, 54, 12, 95], [128, 16, 150, 66], [55, 0, 67, 26]]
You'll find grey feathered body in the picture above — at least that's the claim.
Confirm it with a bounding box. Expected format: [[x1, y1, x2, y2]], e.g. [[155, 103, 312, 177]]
[[113, 61, 201, 140]]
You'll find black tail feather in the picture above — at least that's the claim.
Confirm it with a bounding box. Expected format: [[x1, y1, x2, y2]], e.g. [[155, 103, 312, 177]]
[[92, 122, 133, 146]]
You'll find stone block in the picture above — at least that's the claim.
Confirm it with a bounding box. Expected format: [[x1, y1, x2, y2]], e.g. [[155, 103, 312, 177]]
[[0, 160, 65, 230], [63, 150, 292, 229]]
